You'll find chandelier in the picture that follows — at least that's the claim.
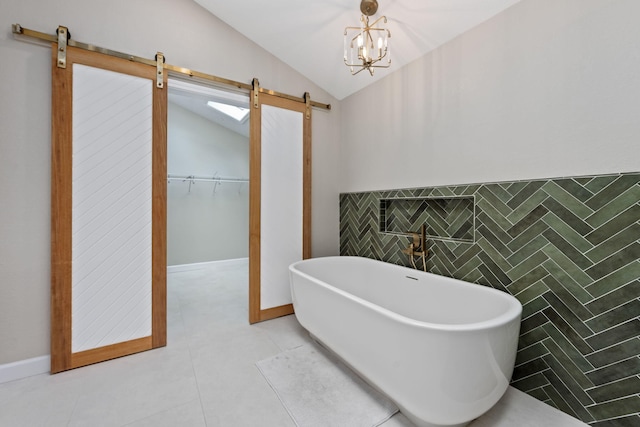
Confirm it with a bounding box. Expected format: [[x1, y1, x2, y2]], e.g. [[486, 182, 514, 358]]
[[344, 0, 391, 76]]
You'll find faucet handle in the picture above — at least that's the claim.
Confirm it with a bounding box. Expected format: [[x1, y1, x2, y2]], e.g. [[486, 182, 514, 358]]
[[405, 225, 426, 250]]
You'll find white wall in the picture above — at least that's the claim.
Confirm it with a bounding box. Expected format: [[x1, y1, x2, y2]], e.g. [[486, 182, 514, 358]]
[[340, 0, 640, 192], [167, 102, 249, 266], [0, 0, 340, 365]]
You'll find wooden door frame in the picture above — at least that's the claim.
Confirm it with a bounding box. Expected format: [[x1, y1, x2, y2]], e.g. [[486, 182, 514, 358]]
[[248, 91, 311, 324], [50, 45, 167, 373]]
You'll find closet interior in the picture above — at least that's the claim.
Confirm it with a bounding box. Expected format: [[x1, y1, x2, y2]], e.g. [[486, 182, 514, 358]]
[[167, 79, 250, 267]]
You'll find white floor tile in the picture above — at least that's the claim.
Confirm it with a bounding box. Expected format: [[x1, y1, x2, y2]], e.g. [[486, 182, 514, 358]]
[[468, 386, 589, 427], [0, 372, 83, 426], [123, 399, 206, 427], [2, 260, 590, 427], [255, 314, 314, 351], [190, 329, 283, 405], [200, 380, 296, 427], [67, 347, 200, 426]]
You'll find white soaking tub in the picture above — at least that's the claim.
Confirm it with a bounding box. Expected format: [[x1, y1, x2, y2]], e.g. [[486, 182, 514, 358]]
[[289, 256, 522, 427]]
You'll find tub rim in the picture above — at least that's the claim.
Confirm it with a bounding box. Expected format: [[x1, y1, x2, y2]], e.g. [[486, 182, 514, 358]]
[[290, 256, 522, 332]]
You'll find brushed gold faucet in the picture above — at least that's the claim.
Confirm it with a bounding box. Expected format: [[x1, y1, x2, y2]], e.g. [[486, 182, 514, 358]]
[[402, 224, 428, 271]]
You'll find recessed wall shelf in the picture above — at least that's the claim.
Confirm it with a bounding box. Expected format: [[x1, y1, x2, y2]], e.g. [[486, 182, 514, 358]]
[[379, 196, 475, 243]]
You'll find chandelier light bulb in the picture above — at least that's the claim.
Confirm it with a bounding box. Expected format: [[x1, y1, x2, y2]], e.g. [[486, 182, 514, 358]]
[[343, 0, 391, 76]]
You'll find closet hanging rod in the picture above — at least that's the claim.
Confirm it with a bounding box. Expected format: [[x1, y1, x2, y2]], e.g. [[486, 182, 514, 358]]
[[167, 174, 248, 184], [11, 23, 331, 111]]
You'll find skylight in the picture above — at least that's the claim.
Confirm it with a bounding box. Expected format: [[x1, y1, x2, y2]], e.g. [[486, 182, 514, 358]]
[[207, 101, 249, 122]]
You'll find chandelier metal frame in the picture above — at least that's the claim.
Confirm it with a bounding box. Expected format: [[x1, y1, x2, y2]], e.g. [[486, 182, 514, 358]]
[[343, 0, 391, 76]]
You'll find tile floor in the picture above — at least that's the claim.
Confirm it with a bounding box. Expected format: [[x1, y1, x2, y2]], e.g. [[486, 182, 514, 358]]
[[0, 260, 588, 426]]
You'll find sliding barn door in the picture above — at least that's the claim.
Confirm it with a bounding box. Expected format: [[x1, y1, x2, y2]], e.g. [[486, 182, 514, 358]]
[[50, 45, 167, 373], [249, 92, 311, 323]]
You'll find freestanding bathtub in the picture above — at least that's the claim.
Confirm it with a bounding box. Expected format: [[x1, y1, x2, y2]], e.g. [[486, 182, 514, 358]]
[[289, 256, 522, 427]]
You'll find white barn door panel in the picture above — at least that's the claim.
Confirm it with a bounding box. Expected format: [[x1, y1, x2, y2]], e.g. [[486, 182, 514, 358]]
[[249, 91, 311, 323], [259, 104, 303, 310], [71, 64, 153, 353], [51, 46, 166, 373]]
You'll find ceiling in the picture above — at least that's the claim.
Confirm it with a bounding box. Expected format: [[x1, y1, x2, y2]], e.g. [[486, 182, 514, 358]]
[[194, 0, 523, 100], [168, 78, 250, 137]]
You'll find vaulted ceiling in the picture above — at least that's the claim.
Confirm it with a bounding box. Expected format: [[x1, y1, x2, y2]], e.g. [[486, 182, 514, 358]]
[[194, 0, 523, 100]]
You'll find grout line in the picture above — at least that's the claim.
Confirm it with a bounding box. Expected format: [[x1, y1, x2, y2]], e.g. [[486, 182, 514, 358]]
[[584, 222, 638, 260], [540, 337, 595, 383], [519, 305, 549, 323], [525, 384, 550, 394], [540, 213, 594, 259], [542, 354, 596, 409], [512, 269, 550, 299], [512, 368, 552, 383], [543, 289, 596, 335], [583, 355, 640, 375], [585, 261, 640, 298], [541, 382, 581, 420], [584, 375, 639, 393], [543, 181, 595, 220], [506, 244, 550, 285], [541, 257, 593, 305], [589, 413, 640, 424], [514, 351, 551, 369], [65, 387, 81, 427], [581, 296, 637, 326], [188, 342, 209, 427], [584, 240, 638, 279], [585, 391, 640, 408], [584, 185, 640, 226], [583, 318, 638, 344], [585, 277, 638, 310], [120, 400, 204, 427], [541, 320, 596, 363]]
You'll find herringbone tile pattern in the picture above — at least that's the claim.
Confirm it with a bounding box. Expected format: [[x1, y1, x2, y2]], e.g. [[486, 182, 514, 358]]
[[381, 197, 474, 242], [340, 173, 640, 426]]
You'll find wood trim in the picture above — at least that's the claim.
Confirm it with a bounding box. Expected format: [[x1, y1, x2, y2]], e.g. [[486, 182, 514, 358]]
[[248, 89, 262, 324], [248, 93, 310, 324], [70, 337, 152, 369], [259, 304, 295, 322], [303, 103, 312, 260], [65, 45, 156, 80], [50, 44, 73, 374], [152, 69, 168, 348], [50, 44, 166, 373]]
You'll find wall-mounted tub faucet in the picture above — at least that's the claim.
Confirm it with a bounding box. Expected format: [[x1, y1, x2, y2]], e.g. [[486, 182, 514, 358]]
[[402, 224, 428, 271]]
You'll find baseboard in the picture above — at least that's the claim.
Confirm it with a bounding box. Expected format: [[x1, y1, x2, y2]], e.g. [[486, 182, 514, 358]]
[[167, 257, 249, 273], [0, 355, 50, 384]]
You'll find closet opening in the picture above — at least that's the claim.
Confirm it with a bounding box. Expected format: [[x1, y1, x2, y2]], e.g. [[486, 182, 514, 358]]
[[166, 78, 250, 327]]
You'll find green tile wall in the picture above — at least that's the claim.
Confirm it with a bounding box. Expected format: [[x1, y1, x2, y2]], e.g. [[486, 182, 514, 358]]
[[339, 173, 640, 426]]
